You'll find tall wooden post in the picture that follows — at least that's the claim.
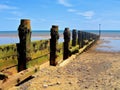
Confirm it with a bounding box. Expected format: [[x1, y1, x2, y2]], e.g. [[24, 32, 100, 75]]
[[82, 31, 85, 46], [87, 32, 90, 41], [50, 25, 59, 66], [89, 33, 93, 41], [84, 32, 86, 40], [80, 31, 84, 48], [63, 28, 70, 60], [18, 19, 31, 72], [72, 29, 77, 46], [78, 31, 81, 49], [99, 24, 101, 37], [86, 32, 89, 40]]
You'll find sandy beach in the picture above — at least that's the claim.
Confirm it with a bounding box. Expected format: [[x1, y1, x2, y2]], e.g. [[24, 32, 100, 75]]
[[8, 37, 120, 90], [1, 0, 120, 89]]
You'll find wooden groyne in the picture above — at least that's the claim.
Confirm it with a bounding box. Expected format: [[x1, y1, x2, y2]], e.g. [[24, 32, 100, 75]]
[[0, 19, 99, 90]]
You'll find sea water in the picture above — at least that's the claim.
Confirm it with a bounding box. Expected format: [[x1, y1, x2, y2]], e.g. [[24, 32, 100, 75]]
[[96, 37, 120, 52], [0, 30, 120, 52], [0, 31, 49, 45], [0, 30, 64, 45]]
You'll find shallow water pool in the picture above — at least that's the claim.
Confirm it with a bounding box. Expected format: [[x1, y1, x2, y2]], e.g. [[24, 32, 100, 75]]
[[96, 38, 120, 52]]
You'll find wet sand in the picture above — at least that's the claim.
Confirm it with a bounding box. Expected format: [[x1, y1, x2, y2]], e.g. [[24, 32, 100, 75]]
[[9, 38, 120, 90]]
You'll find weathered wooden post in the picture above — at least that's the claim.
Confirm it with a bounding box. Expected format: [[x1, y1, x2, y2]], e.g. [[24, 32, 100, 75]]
[[50, 25, 59, 66], [86, 32, 89, 40], [89, 33, 93, 41], [84, 32, 87, 45], [63, 28, 71, 60], [78, 31, 81, 49], [81, 31, 85, 46], [72, 29, 77, 46], [87, 32, 90, 41], [79, 31, 83, 48], [18, 19, 31, 72], [85, 32, 87, 40]]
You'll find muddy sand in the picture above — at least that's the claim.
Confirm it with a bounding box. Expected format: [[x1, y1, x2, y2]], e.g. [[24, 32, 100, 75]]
[[9, 39, 120, 90]]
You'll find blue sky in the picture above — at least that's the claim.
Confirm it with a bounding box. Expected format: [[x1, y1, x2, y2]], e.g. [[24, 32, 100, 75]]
[[0, 0, 120, 31]]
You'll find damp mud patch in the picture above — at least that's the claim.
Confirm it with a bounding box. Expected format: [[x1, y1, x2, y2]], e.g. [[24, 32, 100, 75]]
[[96, 38, 120, 52]]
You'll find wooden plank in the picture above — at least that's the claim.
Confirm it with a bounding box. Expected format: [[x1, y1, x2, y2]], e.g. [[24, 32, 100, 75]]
[[59, 40, 95, 67], [0, 59, 17, 71], [0, 66, 39, 90], [84, 40, 89, 44], [79, 40, 95, 54], [69, 45, 79, 54]]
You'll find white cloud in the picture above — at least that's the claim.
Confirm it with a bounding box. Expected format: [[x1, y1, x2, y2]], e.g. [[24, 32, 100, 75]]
[[10, 11, 22, 16], [0, 4, 17, 10], [6, 17, 19, 21], [68, 9, 77, 12], [67, 8, 95, 19], [0, 4, 22, 17], [77, 11, 95, 19], [58, 0, 72, 7], [38, 18, 46, 22]]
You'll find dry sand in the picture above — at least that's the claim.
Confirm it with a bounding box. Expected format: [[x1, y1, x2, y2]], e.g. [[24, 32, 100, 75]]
[[9, 39, 120, 90]]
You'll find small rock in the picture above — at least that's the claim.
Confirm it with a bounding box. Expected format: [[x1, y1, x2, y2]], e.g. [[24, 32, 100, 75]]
[[48, 83, 55, 86], [48, 81, 61, 86], [43, 80, 50, 83], [117, 76, 120, 79], [56, 81, 61, 85], [114, 88, 120, 90], [96, 85, 98, 88], [84, 86, 88, 89], [109, 72, 113, 76], [43, 84, 48, 88], [68, 82, 72, 85], [56, 75, 61, 78]]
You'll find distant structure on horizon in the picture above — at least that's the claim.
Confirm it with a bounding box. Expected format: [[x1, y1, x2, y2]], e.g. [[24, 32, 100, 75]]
[[99, 24, 101, 37]]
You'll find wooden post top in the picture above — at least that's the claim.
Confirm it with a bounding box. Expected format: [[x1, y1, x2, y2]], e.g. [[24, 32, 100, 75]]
[[65, 28, 69, 30], [51, 25, 58, 30], [20, 19, 31, 30], [73, 29, 76, 31], [78, 31, 81, 33], [64, 28, 70, 41], [64, 28, 70, 34], [21, 19, 30, 24]]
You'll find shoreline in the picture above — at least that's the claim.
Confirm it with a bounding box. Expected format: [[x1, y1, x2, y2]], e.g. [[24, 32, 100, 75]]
[[0, 33, 63, 38], [0, 35, 120, 53], [96, 37, 120, 53]]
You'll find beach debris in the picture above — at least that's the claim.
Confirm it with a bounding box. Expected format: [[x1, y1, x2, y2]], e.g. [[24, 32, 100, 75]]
[[43, 84, 48, 88]]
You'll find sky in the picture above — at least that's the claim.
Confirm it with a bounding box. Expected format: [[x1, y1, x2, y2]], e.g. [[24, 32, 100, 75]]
[[0, 0, 120, 31]]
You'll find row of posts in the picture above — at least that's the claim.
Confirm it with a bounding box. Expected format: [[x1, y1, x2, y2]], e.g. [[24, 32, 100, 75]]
[[50, 25, 99, 66], [17, 19, 99, 72]]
